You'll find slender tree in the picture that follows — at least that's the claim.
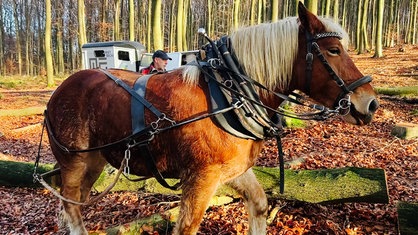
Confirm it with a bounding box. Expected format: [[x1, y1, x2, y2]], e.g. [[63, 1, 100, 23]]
[[12, 0, 22, 75], [78, 0, 87, 68], [305, 0, 318, 15], [233, 0, 240, 29], [357, 0, 370, 54], [129, 0, 135, 41], [182, 0, 189, 51], [114, 0, 121, 40], [146, 1, 152, 50], [177, 0, 184, 51], [0, 0, 4, 75], [271, 0, 279, 21], [373, 0, 384, 57], [324, 0, 331, 17], [333, 0, 339, 22], [45, 0, 54, 86], [152, 0, 163, 50]]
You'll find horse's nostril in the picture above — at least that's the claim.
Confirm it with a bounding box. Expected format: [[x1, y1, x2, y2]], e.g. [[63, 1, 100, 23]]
[[368, 99, 379, 113]]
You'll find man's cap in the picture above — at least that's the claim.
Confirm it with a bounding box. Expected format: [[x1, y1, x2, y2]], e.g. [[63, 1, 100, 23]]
[[153, 50, 172, 60]]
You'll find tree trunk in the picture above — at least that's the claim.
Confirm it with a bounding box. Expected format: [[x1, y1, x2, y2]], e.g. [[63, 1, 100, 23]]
[[152, 0, 163, 50], [0, 0, 4, 75], [411, 0, 418, 44], [250, 0, 256, 25], [207, 0, 213, 37], [182, 0, 189, 51], [114, 0, 121, 41], [177, 0, 184, 51], [129, 0, 135, 41], [78, 0, 87, 69], [356, 0, 362, 50], [233, 0, 240, 29], [324, 0, 331, 17], [305, 0, 318, 15], [24, 1, 33, 76], [2, 160, 388, 205], [271, 0, 279, 22], [45, 0, 55, 87], [56, 1, 65, 75], [12, 0, 22, 76], [358, 0, 369, 54], [333, 0, 339, 22], [373, 0, 384, 58]]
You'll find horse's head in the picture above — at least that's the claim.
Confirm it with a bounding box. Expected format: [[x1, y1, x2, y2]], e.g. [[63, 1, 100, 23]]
[[292, 2, 378, 125]]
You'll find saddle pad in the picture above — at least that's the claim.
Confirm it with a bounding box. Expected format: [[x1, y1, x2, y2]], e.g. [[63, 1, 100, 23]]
[[207, 70, 257, 140], [131, 74, 153, 134]]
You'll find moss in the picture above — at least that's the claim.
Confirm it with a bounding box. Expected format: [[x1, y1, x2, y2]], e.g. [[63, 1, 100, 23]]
[[375, 86, 418, 97], [0, 160, 54, 187], [0, 106, 46, 117]]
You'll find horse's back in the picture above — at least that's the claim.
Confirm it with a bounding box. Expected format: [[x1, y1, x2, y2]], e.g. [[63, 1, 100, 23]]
[[47, 69, 140, 150]]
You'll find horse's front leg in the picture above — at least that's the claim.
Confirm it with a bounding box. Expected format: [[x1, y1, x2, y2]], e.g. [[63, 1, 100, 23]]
[[227, 167, 268, 235], [174, 165, 222, 235]]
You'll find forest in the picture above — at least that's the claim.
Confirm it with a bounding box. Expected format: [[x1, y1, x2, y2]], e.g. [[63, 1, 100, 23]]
[[0, 0, 417, 84]]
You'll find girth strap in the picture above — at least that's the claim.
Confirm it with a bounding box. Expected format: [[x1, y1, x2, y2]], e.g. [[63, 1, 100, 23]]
[[137, 143, 181, 190]]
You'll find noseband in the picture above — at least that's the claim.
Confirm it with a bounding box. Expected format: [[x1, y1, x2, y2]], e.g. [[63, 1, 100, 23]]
[[304, 31, 372, 111]]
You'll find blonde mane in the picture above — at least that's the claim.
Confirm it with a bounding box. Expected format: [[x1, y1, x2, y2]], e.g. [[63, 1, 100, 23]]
[[183, 17, 349, 92]]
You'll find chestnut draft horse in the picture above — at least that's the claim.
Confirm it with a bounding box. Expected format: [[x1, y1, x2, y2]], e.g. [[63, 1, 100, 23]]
[[41, 3, 378, 235]]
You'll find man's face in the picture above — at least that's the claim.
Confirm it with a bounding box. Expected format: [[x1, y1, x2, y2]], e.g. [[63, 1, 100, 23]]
[[154, 57, 169, 71]]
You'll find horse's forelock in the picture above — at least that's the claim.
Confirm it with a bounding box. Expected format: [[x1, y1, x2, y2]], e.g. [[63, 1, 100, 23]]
[[320, 18, 350, 49]]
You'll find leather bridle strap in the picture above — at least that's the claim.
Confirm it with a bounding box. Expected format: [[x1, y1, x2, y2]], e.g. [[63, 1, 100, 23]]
[[305, 31, 372, 108]]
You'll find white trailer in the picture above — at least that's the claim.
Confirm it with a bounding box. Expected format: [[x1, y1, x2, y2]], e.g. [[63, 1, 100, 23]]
[[82, 40, 198, 73], [81, 41, 146, 72]]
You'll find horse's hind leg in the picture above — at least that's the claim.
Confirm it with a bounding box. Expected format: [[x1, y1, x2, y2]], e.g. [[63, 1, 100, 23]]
[[58, 152, 107, 235], [174, 165, 222, 235], [227, 168, 268, 235]]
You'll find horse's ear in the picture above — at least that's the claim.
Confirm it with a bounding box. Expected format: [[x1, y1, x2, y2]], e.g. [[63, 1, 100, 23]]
[[298, 1, 325, 35]]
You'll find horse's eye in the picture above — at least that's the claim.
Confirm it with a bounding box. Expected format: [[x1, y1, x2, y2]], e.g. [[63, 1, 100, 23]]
[[327, 48, 340, 56]]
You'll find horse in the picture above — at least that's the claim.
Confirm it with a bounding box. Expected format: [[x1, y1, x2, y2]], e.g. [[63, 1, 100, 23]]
[[43, 3, 378, 235]]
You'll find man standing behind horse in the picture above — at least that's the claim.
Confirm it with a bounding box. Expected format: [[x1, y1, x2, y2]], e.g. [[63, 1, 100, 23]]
[[140, 50, 172, 74]]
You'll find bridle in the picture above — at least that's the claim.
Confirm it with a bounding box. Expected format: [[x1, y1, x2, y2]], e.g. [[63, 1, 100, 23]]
[[304, 30, 372, 113]]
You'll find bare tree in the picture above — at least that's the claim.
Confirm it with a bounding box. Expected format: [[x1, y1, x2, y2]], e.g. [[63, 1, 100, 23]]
[[373, 0, 384, 58], [45, 0, 54, 86]]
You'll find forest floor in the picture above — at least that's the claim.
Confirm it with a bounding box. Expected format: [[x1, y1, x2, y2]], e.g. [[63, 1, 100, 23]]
[[0, 45, 417, 234]]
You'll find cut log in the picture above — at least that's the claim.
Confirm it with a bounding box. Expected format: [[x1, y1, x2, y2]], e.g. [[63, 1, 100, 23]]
[[0, 160, 389, 204], [397, 201, 418, 235], [0, 160, 54, 187], [391, 122, 418, 139], [252, 166, 389, 204], [106, 214, 173, 235]]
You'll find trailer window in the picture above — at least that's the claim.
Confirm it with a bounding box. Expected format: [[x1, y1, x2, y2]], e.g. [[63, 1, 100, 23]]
[[118, 51, 130, 61], [94, 50, 105, 57]]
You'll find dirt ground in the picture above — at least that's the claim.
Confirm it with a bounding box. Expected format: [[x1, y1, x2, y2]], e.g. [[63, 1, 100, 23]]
[[0, 46, 417, 234]]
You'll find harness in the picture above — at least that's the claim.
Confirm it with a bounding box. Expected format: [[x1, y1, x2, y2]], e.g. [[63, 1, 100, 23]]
[[34, 28, 373, 204]]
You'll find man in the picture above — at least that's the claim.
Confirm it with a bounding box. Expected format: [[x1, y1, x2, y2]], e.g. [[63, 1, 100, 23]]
[[140, 50, 172, 75]]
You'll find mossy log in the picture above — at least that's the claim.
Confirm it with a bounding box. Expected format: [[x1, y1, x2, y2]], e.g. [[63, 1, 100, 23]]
[[0, 160, 388, 204], [397, 201, 418, 235], [105, 214, 173, 235], [375, 86, 418, 96], [391, 122, 418, 139], [0, 160, 54, 187]]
